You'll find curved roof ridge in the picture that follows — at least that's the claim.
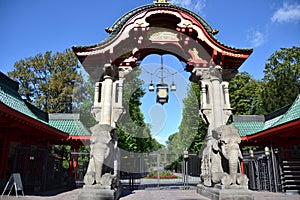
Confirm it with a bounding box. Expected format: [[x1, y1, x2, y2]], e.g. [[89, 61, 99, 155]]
[[73, 3, 252, 52], [110, 3, 214, 34], [272, 94, 300, 127]]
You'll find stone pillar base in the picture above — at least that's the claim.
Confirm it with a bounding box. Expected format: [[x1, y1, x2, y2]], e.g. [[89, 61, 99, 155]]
[[78, 185, 122, 200], [196, 184, 253, 200]]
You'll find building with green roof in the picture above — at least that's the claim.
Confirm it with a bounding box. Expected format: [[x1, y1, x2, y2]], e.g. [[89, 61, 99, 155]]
[[233, 94, 300, 147], [0, 71, 91, 192], [233, 93, 300, 194]]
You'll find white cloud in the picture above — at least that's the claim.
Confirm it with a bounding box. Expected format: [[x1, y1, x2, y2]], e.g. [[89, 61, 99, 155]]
[[251, 31, 265, 47], [271, 2, 300, 23], [247, 30, 266, 48], [171, 0, 206, 14]]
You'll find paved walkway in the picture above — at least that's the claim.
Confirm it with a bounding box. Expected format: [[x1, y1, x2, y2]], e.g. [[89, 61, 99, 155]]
[[1, 188, 300, 200]]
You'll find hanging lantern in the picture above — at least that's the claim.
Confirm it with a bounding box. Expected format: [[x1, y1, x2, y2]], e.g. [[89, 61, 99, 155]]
[[149, 81, 154, 92], [170, 82, 176, 92], [156, 83, 169, 105]]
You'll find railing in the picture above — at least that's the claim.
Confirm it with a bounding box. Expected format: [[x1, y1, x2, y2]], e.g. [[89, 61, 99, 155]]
[[243, 146, 300, 194]]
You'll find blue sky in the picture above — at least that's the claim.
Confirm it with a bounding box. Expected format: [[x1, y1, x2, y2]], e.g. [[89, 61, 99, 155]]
[[1, 0, 299, 145]]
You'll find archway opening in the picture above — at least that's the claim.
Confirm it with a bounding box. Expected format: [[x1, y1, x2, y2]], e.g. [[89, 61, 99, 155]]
[[139, 54, 189, 146]]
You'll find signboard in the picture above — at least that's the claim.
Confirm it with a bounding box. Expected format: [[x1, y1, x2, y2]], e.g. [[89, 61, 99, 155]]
[[1, 173, 24, 197]]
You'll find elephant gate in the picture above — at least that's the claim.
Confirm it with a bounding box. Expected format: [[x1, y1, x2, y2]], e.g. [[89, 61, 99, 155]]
[[72, 1, 253, 199]]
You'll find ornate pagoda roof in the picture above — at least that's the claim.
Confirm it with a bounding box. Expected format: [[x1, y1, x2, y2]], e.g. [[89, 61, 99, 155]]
[[73, 3, 252, 53], [73, 1, 253, 82]]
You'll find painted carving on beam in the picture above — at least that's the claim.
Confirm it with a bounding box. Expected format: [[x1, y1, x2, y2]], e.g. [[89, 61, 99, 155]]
[[190, 48, 203, 60], [149, 31, 179, 41]]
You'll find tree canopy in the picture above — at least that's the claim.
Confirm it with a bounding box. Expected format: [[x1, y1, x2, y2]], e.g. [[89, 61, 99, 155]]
[[8, 49, 82, 113], [260, 46, 300, 113], [117, 69, 163, 153], [166, 82, 207, 154], [229, 72, 261, 115]]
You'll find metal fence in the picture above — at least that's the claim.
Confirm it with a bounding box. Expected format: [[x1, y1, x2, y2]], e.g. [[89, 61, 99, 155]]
[[119, 151, 201, 187], [243, 146, 300, 194], [12, 145, 68, 192]]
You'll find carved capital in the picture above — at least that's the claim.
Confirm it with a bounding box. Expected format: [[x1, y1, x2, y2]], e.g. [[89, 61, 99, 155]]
[[192, 65, 223, 82], [118, 66, 133, 77], [208, 65, 222, 81]]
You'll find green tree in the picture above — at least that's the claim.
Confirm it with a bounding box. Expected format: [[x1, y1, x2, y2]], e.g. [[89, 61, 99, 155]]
[[260, 46, 300, 113], [73, 77, 96, 128], [229, 71, 261, 115], [167, 83, 207, 154], [117, 69, 162, 153], [8, 49, 83, 113]]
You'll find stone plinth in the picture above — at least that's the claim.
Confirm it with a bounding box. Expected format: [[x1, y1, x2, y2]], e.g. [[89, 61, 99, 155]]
[[197, 184, 253, 200], [78, 185, 122, 200]]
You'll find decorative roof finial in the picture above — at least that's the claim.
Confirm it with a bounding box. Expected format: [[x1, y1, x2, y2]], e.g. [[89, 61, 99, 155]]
[[212, 29, 219, 35], [154, 0, 171, 4], [105, 27, 113, 34]]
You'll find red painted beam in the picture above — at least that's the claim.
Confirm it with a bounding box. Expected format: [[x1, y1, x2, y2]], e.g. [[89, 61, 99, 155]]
[[241, 119, 300, 146]]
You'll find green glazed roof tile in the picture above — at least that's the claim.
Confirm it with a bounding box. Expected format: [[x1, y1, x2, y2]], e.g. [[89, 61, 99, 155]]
[[262, 115, 282, 130], [233, 121, 265, 137], [272, 95, 300, 126], [49, 119, 90, 136], [233, 94, 300, 137], [48, 114, 90, 136], [0, 83, 39, 121]]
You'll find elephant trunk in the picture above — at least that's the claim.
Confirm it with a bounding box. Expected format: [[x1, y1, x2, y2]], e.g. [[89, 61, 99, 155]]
[[228, 156, 238, 184], [224, 143, 240, 185]]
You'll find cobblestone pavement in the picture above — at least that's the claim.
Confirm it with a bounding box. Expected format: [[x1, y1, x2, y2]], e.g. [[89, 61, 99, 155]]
[[1, 188, 300, 200], [1, 188, 81, 200]]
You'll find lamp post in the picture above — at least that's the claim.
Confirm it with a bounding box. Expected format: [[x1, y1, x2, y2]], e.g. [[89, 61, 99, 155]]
[[129, 148, 134, 191], [183, 150, 189, 190], [265, 146, 270, 156], [265, 146, 272, 191]]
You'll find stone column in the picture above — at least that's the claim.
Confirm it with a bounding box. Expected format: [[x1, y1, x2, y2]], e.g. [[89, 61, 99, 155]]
[[195, 65, 233, 186], [196, 65, 252, 200], [79, 64, 123, 200], [197, 65, 230, 134], [101, 75, 113, 125]]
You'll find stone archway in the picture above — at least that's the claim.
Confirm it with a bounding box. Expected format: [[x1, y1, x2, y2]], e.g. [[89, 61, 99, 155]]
[[73, 1, 253, 199]]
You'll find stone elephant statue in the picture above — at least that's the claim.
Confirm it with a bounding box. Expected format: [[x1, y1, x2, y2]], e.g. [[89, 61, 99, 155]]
[[84, 124, 117, 186], [211, 125, 248, 188]]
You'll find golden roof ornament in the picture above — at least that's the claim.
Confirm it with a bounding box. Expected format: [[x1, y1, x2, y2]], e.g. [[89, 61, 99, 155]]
[[154, 0, 171, 4], [105, 27, 113, 33]]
